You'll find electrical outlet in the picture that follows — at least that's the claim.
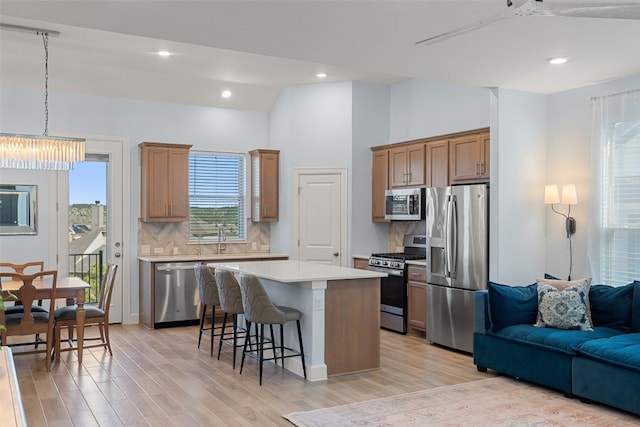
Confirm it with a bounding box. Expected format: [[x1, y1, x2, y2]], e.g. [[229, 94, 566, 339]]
[[154, 247, 164, 254], [251, 242, 257, 250], [314, 295, 323, 311], [141, 245, 150, 254]]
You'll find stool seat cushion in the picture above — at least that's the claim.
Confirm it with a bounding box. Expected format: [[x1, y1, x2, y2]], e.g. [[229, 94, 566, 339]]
[[54, 305, 105, 321], [277, 305, 302, 321]]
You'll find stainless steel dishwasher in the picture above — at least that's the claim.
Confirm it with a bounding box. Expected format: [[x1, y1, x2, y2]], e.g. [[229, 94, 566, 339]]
[[155, 262, 199, 326]]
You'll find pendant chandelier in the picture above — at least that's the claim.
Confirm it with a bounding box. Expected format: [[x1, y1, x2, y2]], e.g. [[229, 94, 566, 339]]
[[0, 25, 85, 171]]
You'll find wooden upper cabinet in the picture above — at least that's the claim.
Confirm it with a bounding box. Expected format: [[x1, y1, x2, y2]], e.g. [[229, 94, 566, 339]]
[[139, 142, 192, 222], [250, 149, 279, 222], [449, 129, 490, 184], [371, 149, 389, 222], [389, 143, 425, 188], [425, 139, 449, 188]]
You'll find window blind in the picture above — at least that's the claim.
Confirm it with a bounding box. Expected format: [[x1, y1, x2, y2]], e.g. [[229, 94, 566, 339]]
[[188, 152, 246, 240], [601, 119, 640, 285]]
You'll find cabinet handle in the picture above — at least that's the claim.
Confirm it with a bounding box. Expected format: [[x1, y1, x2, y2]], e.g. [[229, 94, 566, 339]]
[[475, 163, 480, 176]]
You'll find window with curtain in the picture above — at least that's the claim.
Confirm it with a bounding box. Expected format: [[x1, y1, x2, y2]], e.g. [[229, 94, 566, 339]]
[[590, 90, 640, 285], [188, 151, 246, 241]]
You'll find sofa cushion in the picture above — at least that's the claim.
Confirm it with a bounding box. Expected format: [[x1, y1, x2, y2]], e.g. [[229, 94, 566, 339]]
[[537, 277, 593, 325], [535, 281, 592, 331], [589, 282, 635, 330], [576, 333, 640, 373], [487, 281, 537, 332], [493, 324, 623, 354]]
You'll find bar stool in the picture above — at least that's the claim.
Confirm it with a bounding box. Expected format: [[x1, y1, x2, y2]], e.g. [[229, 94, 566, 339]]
[[238, 274, 307, 385], [215, 269, 247, 369], [194, 263, 220, 356]]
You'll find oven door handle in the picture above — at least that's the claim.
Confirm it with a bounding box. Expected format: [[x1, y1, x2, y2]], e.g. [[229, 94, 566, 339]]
[[368, 266, 404, 276]]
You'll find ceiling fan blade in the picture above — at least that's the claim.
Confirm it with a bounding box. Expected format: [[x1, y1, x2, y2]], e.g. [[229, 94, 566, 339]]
[[546, 4, 640, 20], [415, 8, 514, 46]]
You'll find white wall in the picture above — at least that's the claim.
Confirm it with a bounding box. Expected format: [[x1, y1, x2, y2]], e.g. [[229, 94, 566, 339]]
[[351, 81, 391, 256], [0, 87, 269, 319], [490, 88, 548, 285], [268, 82, 353, 255], [546, 75, 640, 282], [389, 79, 490, 142]]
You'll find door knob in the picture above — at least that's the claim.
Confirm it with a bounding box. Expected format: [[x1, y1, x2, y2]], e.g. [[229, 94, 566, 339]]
[[333, 252, 339, 256]]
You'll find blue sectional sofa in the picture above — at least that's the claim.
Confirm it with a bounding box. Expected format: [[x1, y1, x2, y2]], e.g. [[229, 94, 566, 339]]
[[473, 280, 640, 416]]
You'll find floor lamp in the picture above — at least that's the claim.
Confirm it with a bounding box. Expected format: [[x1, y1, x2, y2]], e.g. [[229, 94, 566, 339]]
[[545, 184, 578, 280]]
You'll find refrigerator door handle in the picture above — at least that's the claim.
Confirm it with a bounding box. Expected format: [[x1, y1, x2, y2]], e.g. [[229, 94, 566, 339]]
[[445, 195, 452, 278], [450, 195, 458, 280]]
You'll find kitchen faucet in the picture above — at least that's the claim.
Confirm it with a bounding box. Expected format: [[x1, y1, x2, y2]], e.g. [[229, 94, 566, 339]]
[[217, 225, 226, 253]]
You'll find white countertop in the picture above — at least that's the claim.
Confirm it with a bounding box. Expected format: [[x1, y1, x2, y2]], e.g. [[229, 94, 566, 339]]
[[138, 253, 288, 263], [352, 254, 370, 260], [210, 260, 387, 283], [406, 259, 426, 266]]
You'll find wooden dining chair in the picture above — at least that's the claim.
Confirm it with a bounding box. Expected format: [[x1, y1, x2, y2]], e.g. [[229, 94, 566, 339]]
[[0, 261, 47, 347], [0, 270, 58, 372], [54, 263, 118, 362]]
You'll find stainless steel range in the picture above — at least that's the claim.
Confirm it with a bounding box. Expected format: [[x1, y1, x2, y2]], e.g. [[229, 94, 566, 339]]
[[368, 234, 426, 334]]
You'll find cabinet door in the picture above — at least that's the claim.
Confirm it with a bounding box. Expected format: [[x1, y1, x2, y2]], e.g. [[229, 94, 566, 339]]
[[166, 148, 190, 219], [407, 265, 427, 331], [371, 149, 389, 222], [449, 133, 482, 183], [426, 139, 449, 187], [146, 147, 170, 219], [406, 143, 426, 186], [480, 131, 490, 179], [388, 146, 408, 188], [251, 149, 279, 222], [407, 281, 427, 331]]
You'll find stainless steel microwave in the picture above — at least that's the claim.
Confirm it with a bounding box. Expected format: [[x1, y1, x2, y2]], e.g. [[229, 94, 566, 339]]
[[384, 187, 426, 221]]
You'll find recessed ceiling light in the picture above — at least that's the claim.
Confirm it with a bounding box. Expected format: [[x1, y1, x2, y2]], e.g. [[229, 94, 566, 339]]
[[157, 50, 171, 57], [316, 73, 327, 78], [547, 57, 568, 65], [221, 90, 232, 98]]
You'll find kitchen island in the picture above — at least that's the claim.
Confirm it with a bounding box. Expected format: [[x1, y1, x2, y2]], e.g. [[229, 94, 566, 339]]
[[210, 260, 387, 381]]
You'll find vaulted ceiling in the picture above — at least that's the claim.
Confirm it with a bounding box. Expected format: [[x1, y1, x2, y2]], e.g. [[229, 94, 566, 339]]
[[1, 1, 639, 112]]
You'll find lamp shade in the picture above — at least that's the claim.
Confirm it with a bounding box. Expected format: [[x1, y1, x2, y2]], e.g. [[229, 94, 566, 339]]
[[561, 184, 578, 205], [544, 185, 560, 204]]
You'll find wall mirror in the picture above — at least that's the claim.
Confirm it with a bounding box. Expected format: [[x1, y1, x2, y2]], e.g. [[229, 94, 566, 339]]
[[0, 184, 37, 235]]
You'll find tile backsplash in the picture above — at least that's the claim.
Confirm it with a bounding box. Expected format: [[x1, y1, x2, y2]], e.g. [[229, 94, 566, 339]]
[[138, 219, 270, 256], [389, 220, 426, 252]]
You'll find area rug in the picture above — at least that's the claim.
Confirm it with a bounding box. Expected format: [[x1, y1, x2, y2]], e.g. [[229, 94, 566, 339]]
[[283, 377, 639, 426]]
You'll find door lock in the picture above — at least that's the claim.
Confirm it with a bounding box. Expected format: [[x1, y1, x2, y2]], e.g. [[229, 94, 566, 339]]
[[333, 252, 339, 256]]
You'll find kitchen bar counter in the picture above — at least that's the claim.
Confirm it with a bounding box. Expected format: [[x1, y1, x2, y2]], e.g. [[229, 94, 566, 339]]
[[138, 253, 288, 328], [211, 260, 386, 381]]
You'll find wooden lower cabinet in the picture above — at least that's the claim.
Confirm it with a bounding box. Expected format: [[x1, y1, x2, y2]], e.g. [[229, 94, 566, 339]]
[[407, 265, 427, 332], [353, 257, 370, 270]]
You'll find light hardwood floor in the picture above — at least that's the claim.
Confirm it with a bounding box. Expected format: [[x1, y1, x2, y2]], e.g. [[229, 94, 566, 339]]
[[11, 324, 494, 426]]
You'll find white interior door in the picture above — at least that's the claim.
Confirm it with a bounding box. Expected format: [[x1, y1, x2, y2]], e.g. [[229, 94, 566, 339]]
[[294, 168, 347, 266], [56, 135, 129, 323]]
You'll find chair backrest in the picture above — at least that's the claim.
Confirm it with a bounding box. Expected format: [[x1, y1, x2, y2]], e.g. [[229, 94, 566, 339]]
[[215, 269, 243, 314], [0, 261, 44, 275], [238, 274, 285, 325], [0, 270, 57, 336], [195, 263, 219, 306], [97, 263, 118, 317]]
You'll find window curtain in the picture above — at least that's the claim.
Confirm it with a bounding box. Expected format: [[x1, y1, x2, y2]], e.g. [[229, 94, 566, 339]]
[[589, 89, 640, 285]]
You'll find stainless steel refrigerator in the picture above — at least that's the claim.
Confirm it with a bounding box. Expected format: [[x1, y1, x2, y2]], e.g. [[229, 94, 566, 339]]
[[425, 184, 488, 353]]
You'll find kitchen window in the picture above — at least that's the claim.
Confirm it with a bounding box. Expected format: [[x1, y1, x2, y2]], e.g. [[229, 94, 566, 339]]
[[590, 90, 640, 285], [188, 151, 246, 241]]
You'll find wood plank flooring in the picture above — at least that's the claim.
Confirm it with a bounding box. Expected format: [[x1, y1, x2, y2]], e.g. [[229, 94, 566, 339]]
[[10, 324, 494, 426]]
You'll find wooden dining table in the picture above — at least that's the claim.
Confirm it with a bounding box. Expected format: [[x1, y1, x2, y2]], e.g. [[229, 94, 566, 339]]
[[2, 276, 91, 364]]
